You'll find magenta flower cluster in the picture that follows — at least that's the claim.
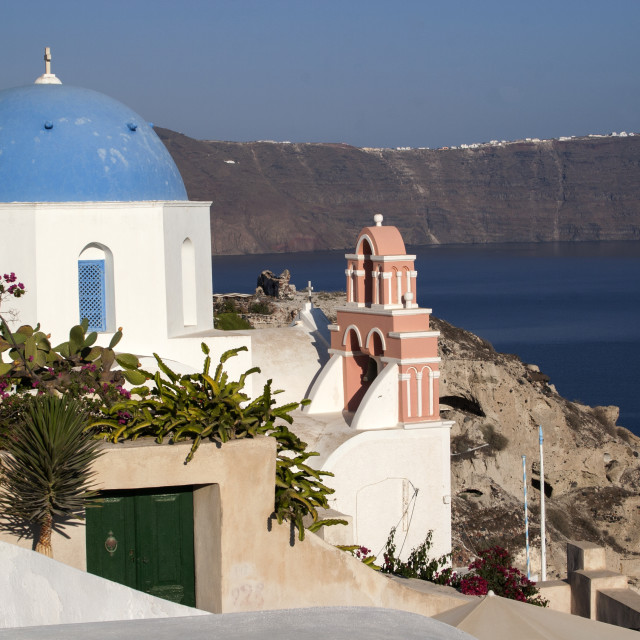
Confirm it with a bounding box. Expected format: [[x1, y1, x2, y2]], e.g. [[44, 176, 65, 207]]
[[115, 385, 131, 399], [457, 574, 489, 596], [451, 546, 546, 605], [353, 546, 372, 560], [0, 273, 25, 299], [0, 378, 11, 399]]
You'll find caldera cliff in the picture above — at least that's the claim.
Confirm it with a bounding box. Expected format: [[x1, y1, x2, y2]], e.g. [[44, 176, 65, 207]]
[[157, 129, 640, 255]]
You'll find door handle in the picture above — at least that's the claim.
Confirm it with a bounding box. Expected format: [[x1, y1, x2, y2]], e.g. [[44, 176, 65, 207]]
[[104, 531, 118, 556]]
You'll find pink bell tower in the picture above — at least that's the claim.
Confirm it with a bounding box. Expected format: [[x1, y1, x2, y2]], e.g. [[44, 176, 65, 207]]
[[303, 215, 453, 559], [306, 214, 445, 430]]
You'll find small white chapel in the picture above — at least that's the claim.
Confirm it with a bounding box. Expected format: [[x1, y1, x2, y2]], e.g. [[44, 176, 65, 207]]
[[0, 49, 453, 562]]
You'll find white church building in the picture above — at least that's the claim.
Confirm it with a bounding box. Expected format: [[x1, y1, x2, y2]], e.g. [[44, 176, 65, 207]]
[[0, 49, 250, 379]]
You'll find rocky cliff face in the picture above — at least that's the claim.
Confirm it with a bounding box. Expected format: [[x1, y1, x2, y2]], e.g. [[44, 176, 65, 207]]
[[157, 129, 640, 255], [433, 316, 640, 580]]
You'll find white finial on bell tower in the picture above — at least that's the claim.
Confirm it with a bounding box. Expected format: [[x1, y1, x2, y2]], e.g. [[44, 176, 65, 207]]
[[35, 47, 62, 85], [374, 214, 383, 227]]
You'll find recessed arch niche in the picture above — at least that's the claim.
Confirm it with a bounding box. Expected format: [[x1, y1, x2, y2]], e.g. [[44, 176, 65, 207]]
[[181, 238, 197, 326]]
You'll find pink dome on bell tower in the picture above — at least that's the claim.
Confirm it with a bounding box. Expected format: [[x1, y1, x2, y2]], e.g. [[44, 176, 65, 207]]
[[355, 213, 407, 256], [345, 214, 418, 309]]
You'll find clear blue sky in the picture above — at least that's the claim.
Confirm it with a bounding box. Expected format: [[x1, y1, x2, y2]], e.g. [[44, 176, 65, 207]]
[[2, 0, 639, 148]]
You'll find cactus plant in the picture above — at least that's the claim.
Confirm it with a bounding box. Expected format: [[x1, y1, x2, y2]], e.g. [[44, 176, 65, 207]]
[[0, 318, 145, 400], [91, 344, 344, 540]]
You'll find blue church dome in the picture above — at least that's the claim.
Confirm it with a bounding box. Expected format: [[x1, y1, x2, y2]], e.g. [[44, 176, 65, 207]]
[[0, 84, 188, 202]]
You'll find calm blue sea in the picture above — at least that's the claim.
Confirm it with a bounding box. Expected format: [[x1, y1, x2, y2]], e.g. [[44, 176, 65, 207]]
[[212, 242, 640, 436]]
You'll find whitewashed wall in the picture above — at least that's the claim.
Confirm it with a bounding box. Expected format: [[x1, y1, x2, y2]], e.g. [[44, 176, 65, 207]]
[[322, 426, 452, 561], [0, 201, 252, 388]]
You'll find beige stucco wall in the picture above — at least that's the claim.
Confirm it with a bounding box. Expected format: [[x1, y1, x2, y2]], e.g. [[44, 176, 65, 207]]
[[538, 579, 571, 613], [0, 437, 465, 617]]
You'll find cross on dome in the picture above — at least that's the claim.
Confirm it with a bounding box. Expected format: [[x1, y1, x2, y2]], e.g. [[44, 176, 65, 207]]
[[35, 46, 62, 85]]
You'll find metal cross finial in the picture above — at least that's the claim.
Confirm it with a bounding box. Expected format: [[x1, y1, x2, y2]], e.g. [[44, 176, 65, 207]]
[[306, 280, 314, 303], [44, 47, 52, 75]]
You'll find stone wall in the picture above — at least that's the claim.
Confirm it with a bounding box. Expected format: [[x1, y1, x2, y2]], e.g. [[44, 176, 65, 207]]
[[539, 541, 640, 631]]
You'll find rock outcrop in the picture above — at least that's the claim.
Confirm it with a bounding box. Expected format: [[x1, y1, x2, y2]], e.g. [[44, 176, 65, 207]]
[[433, 316, 640, 581], [157, 128, 640, 254], [256, 270, 296, 299]]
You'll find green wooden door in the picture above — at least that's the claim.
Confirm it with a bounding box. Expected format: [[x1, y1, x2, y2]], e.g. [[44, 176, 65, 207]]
[[86, 486, 195, 607]]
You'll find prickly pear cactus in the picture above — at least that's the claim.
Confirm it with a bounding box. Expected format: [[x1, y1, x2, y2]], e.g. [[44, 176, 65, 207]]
[[0, 317, 146, 403]]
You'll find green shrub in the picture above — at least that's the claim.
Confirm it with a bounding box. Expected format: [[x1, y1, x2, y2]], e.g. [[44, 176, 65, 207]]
[[214, 312, 252, 330], [451, 434, 478, 461], [593, 407, 617, 437], [564, 404, 582, 431], [0, 318, 145, 447], [617, 427, 632, 443], [379, 530, 547, 606], [249, 301, 272, 315], [449, 546, 547, 605], [220, 299, 239, 313], [548, 507, 573, 538], [380, 528, 452, 584], [0, 317, 145, 399], [91, 344, 342, 540], [481, 424, 509, 451]]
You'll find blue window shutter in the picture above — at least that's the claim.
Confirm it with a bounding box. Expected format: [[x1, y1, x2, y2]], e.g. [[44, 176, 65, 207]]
[[78, 260, 106, 331]]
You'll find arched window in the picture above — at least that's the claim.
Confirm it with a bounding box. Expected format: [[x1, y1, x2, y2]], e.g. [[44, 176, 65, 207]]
[[420, 366, 435, 417], [181, 238, 197, 326], [366, 329, 385, 356], [361, 237, 374, 305], [362, 357, 378, 383], [344, 327, 370, 412], [344, 326, 362, 352], [78, 244, 114, 332]]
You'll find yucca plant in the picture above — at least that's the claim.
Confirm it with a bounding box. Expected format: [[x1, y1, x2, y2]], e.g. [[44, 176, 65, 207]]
[[0, 395, 102, 557]]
